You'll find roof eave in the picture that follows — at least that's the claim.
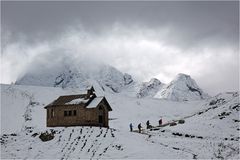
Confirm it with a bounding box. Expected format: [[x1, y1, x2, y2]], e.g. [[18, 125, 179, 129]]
[[103, 97, 113, 111]]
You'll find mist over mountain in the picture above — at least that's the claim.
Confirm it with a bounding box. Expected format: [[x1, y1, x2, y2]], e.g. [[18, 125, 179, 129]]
[[15, 56, 209, 101], [15, 56, 134, 94]]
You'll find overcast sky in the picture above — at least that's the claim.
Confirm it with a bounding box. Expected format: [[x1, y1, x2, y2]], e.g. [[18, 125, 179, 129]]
[[1, 1, 239, 95]]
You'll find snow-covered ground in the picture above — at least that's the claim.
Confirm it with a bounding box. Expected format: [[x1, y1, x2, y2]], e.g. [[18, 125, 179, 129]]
[[1, 84, 239, 159]]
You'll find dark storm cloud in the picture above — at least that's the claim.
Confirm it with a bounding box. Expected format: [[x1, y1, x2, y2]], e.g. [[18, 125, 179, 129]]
[[1, 1, 239, 95], [2, 1, 238, 48]]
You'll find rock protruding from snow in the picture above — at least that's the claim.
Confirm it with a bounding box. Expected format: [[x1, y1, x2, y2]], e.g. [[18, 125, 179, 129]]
[[137, 78, 164, 98], [154, 73, 209, 101], [123, 73, 133, 85]]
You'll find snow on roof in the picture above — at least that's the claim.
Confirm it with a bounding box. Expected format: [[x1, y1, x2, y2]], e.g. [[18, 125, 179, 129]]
[[65, 98, 88, 105], [86, 97, 104, 108]]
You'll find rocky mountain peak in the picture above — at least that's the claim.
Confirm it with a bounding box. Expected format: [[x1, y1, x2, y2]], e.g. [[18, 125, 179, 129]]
[[154, 73, 209, 101], [137, 78, 164, 98]]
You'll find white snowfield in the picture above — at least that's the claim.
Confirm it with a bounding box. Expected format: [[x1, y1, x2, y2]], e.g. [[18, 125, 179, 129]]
[[1, 84, 239, 159]]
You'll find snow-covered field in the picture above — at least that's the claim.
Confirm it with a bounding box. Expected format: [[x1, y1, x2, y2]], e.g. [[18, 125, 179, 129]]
[[1, 84, 239, 159]]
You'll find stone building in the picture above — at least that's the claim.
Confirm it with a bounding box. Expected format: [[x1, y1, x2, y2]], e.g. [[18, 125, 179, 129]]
[[44, 87, 112, 127]]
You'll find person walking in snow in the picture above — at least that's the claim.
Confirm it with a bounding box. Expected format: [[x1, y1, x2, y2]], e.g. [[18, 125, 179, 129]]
[[146, 120, 150, 129], [138, 123, 142, 133], [159, 118, 162, 126], [129, 123, 133, 132]]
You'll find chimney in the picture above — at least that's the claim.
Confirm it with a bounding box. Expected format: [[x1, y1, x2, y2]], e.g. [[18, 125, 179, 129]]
[[84, 86, 95, 99]]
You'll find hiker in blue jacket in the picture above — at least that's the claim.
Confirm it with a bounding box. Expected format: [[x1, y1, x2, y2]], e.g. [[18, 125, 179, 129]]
[[129, 123, 133, 132]]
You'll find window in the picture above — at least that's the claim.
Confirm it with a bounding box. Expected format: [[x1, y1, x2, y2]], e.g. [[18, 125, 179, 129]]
[[51, 109, 54, 118], [64, 110, 77, 117], [99, 105, 103, 110]]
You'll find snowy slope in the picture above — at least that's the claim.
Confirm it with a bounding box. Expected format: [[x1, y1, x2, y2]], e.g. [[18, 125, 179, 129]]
[[155, 73, 209, 101], [0, 84, 82, 133], [1, 84, 239, 159], [147, 92, 240, 159], [165, 92, 239, 137]]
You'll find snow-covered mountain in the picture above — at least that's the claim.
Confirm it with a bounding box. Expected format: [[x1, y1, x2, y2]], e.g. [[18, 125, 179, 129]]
[[154, 73, 209, 101], [15, 59, 209, 101], [1, 84, 239, 159], [136, 78, 164, 98], [16, 60, 134, 93]]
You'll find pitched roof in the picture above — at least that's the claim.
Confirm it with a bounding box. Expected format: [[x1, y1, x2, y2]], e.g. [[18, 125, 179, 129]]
[[45, 94, 112, 111], [86, 97, 112, 111], [46, 94, 86, 106], [87, 97, 104, 108], [65, 97, 89, 105]]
